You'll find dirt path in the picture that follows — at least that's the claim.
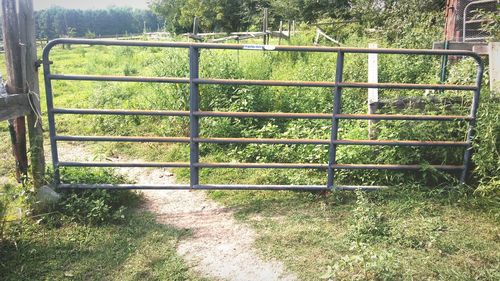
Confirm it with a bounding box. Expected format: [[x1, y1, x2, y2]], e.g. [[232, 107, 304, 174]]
[[57, 143, 297, 281]]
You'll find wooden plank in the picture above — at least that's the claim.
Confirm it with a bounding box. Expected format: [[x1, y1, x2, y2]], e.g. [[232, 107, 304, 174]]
[[433, 41, 489, 54], [0, 93, 31, 120], [473, 44, 489, 54], [316, 27, 341, 46]]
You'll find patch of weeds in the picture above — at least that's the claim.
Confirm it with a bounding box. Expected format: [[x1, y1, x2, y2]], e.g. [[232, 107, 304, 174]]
[[44, 168, 141, 225], [390, 217, 447, 250], [0, 184, 17, 242], [348, 190, 390, 243], [1, 184, 34, 243], [322, 242, 403, 280]]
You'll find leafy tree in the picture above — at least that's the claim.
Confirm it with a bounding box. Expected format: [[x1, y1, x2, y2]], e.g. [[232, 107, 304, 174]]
[[148, 0, 351, 33]]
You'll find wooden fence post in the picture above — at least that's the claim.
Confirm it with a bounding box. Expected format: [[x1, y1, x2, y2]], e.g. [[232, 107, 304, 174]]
[[19, 0, 45, 188], [287, 20, 291, 41], [368, 43, 379, 139], [278, 20, 283, 45], [1, 0, 28, 182], [489, 42, 500, 95], [262, 8, 268, 45]]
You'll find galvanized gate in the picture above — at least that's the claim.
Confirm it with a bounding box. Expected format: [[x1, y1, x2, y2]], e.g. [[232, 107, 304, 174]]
[[42, 39, 484, 191]]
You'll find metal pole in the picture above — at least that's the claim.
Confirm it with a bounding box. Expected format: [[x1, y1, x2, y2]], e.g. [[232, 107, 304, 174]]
[[42, 49, 60, 184], [189, 46, 200, 188], [461, 59, 484, 183], [327, 52, 344, 189], [440, 40, 449, 84]]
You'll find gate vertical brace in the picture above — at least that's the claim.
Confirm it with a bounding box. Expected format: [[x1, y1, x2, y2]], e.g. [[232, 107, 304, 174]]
[[327, 52, 344, 190], [42, 51, 60, 184], [460, 60, 483, 183], [189, 46, 200, 188]]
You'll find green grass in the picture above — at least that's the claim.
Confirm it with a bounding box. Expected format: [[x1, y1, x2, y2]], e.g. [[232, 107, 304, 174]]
[[0, 35, 498, 281], [0, 168, 208, 281], [207, 187, 499, 280], [0, 212, 206, 281]]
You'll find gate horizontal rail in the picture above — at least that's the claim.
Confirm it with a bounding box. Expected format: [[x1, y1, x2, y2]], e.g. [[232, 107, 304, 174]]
[[42, 38, 483, 191], [53, 108, 472, 121]]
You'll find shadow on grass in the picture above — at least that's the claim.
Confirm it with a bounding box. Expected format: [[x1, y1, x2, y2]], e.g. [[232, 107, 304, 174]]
[[0, 211, 205, 281]]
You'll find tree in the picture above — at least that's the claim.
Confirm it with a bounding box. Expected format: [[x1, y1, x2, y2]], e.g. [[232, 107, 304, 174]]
[[34, 7, 164, 39]]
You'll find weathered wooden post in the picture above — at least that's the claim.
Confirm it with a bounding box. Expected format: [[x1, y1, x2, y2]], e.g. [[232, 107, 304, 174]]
[[2, 0, 28, 182], [19, 0, 45, 188], [278, 20, 283, 45], [262, 8, 268, 45], [0, 0, 45, 187], [489, 42, 500, 95], [287, 20, 291, 41]]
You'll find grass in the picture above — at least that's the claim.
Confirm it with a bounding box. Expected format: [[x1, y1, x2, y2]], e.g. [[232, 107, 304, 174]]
[[0, 36, 498, 281], [0, 168, 209, 281], [0, 212, 206, 281], [208, 187, 499, 280]]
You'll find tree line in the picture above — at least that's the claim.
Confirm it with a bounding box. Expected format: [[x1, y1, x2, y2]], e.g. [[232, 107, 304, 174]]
[[148, 0, 446, 33], [31, 1, 447, 40], [35, 7, 164, 39]]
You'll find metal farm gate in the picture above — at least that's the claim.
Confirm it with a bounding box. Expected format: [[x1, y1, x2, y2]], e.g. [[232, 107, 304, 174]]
[[42, 39, 484, 191]]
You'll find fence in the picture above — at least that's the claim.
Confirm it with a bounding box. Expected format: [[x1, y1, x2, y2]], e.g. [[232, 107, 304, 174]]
[[42, 38, 484, 191], [462, 0, 498, 42]]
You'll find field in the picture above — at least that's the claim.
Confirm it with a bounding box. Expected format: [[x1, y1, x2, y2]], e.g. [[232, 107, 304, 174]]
[[1, 33, 499, 280]]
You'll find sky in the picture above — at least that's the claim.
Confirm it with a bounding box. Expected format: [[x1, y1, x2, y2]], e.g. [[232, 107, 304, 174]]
[[34, 0, 149, 10]]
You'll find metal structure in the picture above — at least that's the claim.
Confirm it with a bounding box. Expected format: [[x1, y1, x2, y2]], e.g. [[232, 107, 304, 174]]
[[42, 38, 484, 191], [462, 0, 498, 42]]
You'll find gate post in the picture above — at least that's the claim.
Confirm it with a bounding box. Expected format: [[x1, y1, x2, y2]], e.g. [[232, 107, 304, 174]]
[[327, 52, 344, 189], [1, 0, 28, 181], [189, 46, 200, 188], [461, 58, 484, 183], [19, 0, 45, 188]]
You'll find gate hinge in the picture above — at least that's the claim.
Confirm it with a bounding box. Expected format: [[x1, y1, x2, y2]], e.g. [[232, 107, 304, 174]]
[[35, 59, 53, 70]]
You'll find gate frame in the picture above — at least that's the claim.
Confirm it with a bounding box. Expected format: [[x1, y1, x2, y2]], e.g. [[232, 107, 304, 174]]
[[42, 38, 484, 191]]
